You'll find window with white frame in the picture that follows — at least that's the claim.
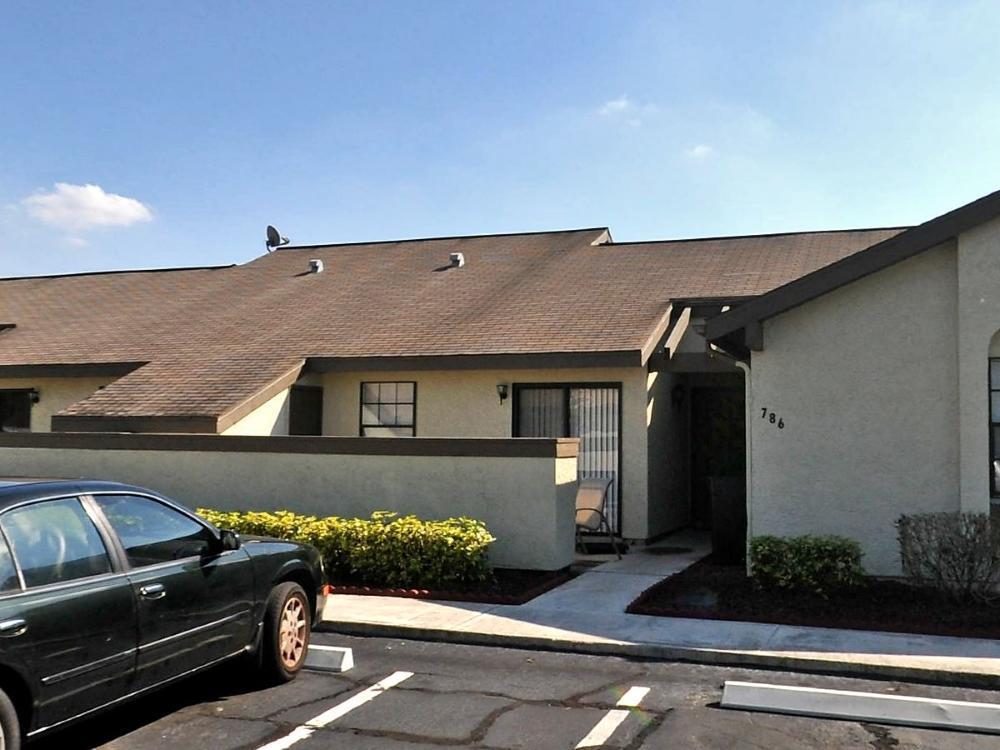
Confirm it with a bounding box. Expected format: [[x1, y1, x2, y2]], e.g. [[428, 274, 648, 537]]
[[360, 382, 416, 437]]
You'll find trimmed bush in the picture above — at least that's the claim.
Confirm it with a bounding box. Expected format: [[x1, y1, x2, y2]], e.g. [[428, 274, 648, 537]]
[[197, 508, 495, 588], [896, 512, 1000, 604], [749, 535, 864, 597]]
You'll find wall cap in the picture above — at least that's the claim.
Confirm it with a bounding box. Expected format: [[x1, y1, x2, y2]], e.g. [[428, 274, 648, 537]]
[[0, 432, 580, 458]]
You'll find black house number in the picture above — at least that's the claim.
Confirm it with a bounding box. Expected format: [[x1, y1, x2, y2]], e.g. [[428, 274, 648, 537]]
[[761, 408, 785, 429]]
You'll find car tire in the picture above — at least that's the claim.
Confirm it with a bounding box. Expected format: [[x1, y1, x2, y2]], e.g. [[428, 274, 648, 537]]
[[0, 686, 21, 750], [261, 581, 311, 684]]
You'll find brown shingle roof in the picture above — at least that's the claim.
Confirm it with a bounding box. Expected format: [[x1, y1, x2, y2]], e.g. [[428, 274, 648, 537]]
[[0, 226, 902, 424]]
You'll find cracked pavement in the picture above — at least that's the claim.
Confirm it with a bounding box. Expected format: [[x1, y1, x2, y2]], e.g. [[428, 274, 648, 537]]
[[30, 635, 1000, 749]]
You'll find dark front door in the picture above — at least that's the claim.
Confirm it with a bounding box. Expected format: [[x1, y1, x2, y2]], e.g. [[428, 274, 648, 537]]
[[92, 494, 255, 691], [690, 386, 745, 529], [0, 496, 137, 731], [290, 386, 323, 436]]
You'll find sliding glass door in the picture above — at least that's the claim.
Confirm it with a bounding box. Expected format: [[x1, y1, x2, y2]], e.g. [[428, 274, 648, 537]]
[[514, 383, 622, 534]]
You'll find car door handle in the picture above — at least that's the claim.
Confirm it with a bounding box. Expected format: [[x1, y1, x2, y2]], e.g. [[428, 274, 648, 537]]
[[138, 583, 166, 600], [0, 618, 27, 637]]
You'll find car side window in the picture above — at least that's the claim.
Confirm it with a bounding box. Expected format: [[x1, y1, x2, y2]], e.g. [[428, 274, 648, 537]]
[[94, 495, 217, 567], [1, 497, 113, 587], [0, 537, 20, 594]]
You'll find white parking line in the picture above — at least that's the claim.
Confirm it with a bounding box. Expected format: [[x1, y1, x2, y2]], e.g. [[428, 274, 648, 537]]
[[256, 670, 413, 750], [575, 685, 651, 748]]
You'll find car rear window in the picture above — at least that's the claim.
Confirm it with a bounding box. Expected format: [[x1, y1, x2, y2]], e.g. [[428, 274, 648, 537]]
[[1, 497, 113, 587]]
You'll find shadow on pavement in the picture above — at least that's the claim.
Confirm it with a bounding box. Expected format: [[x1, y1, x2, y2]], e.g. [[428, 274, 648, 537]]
[[29, 665, 264, 750]]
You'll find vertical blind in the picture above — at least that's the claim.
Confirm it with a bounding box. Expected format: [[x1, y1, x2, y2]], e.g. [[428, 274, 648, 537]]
[[516, 385, 621, 534], [516, 388, 565, 437]]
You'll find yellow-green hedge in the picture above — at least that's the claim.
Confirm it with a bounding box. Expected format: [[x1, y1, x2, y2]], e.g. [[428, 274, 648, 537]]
[[197, 508, 495, 588]]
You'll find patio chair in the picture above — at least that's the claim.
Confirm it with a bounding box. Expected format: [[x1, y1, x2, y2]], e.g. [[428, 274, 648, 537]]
[[575, 477, 621, 559]]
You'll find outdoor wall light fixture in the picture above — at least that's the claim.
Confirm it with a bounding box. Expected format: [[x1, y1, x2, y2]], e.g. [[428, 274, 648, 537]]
[[496, 384, 509, 404], [28, 389, 40, 404]]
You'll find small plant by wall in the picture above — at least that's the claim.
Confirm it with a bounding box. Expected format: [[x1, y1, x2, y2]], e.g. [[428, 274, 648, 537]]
[[748, 534, 864, 597], [896, 512, 1000, 604], [198, 508, 495, 588]]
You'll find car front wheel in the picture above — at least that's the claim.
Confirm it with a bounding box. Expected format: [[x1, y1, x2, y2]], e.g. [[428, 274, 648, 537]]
[[0, 686, 21, 750], [261, 581, 311, 683]]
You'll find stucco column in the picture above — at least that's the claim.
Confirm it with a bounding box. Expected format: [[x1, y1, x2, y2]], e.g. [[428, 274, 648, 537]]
[[736, 360, 752, 573]]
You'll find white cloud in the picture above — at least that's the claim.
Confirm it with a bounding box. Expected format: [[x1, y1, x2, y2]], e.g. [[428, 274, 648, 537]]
[[684, 144, 715, 159], [599, 95, 632, 116], [64, 236, 89, 248], [597, 95, 656, 127], [22, 183, 153, 232]]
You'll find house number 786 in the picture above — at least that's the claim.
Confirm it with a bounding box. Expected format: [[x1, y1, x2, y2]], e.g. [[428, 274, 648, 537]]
[[761, 408, 785, 429]]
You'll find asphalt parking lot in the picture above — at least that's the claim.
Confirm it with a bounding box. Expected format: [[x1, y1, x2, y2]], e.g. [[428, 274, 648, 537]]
[[31, 634, 1000, 749]]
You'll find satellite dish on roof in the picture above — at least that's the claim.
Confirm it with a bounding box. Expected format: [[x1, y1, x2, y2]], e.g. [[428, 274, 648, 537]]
[[265, 225, 290, 252]]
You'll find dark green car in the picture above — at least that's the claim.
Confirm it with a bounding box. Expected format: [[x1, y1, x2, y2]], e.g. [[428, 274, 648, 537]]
[[0, 478, 327, 748]]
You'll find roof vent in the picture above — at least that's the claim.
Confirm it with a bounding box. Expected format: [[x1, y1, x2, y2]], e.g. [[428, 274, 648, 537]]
[[309, 259, 324, 274], [449, 252, 466, 268]]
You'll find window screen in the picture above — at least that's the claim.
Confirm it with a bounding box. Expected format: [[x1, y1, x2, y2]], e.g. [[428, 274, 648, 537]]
[[360, 382, 416, 437], [2, 498, 112, 587]]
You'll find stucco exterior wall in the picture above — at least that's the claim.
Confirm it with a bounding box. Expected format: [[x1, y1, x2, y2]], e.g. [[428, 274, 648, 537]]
[[321, 367, 654, 539], [0, 377, 111, 432], [957, 216, 1000, 513], [221, 388, 290, 436], [645, 369, 690, 537], [0, 437, 578, 570], [751, 242, 959, 574]]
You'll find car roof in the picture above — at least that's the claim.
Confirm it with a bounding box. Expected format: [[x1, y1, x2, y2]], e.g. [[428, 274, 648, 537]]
[[0, 478, 162, 509]]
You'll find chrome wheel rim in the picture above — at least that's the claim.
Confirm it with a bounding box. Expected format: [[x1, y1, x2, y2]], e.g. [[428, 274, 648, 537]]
[[279, 596, 307, 669]]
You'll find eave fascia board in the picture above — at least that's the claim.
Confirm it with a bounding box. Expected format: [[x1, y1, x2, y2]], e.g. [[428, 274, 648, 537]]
[[306, 350, 645, 372]]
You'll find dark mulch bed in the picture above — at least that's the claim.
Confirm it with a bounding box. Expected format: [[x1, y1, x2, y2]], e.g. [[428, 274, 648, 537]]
[[627, 557, 1000, 639], [326, 567, 575, 605]]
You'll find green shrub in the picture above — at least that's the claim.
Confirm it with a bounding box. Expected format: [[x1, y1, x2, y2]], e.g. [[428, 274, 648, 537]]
[[897, 512, 1000, 604], [197, 508, 495, 588], [749, 535, 864, 597]]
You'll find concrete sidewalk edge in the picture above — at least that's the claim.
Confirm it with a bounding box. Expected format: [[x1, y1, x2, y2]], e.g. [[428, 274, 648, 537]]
[[317, 620, 1000, 690]]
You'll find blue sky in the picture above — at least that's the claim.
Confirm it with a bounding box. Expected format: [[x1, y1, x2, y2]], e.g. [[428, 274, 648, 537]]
[[2, 1, 999, 276]]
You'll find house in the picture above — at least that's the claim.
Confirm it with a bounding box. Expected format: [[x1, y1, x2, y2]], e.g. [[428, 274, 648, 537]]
[[2, 188, 1000, 574], [707, 189, 1000, 573]]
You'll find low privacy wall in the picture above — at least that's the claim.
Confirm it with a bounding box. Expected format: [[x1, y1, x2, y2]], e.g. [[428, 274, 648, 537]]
[[0, 433, 580, 571]]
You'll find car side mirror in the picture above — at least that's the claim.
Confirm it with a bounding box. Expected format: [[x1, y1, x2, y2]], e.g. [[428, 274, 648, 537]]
[[219, 529, 241, 551]]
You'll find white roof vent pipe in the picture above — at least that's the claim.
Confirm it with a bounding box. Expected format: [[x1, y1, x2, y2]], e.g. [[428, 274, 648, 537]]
[[309, 259, 324, 274], [449, 252, 466, 268]]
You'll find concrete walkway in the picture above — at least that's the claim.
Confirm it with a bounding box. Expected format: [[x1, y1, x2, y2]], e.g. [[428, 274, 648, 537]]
[[319, 531, 1000, 687]]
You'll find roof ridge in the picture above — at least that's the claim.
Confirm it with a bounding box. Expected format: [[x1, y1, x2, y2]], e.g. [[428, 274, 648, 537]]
[[610, 226, 911, 246], [0, 264, 234, 282], [278, 227, 610, 251]]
